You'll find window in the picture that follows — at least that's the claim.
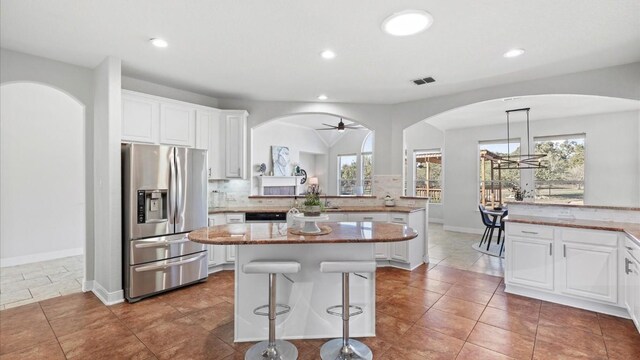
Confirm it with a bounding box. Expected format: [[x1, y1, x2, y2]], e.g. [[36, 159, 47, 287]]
[[479, 140, 520, 207], [361, 132, 373, 195], [534, 134, 585, 204], [338, 154, 357, 195], [413, 150, 442, 203]]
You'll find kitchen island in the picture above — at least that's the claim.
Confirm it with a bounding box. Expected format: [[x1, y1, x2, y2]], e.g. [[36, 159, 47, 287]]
[[189, 221, 417, 342]]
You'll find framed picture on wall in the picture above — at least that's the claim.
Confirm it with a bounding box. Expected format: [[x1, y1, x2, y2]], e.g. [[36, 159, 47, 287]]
[[272, 146, 291, 176]]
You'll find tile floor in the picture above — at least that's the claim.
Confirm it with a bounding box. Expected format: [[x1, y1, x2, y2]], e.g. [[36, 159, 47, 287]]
[[428, 223, 505, 277], [1, 265, 639, 359], [0, 256, 83, 310]]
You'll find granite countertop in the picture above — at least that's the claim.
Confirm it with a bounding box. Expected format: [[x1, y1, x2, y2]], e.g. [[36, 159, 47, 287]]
[[504, 215, 640, 245], [188, 222, 418, 245], [208, 206, 425, 214]]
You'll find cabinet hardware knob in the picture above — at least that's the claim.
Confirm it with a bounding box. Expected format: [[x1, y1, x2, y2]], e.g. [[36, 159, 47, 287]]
[[522, 230, 538, 235], [625, 258, 632, 275], [563, 244, 566, 258], [549, 243, 552, 256]]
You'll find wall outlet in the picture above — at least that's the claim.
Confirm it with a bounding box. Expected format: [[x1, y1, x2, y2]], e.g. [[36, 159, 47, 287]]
[[358, 199, 366, 204], [266, 199, 274, 205], [407, 200, 416, 206]]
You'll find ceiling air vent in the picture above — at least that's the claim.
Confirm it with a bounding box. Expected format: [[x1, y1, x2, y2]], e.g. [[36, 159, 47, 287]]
[[412, 76, 436, 85]]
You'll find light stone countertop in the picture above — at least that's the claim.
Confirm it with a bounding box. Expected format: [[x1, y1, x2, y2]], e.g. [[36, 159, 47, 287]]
[[188, 222, 418, 245]]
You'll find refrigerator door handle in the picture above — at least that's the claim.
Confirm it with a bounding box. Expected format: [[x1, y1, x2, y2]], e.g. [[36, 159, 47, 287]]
[[168, 149, 177, 225], [176, 151, 184, 225]]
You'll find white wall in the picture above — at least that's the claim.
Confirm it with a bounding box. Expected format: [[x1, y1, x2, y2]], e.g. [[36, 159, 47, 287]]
[[251, 122, 328, 193], [1, 83, 85, 266], [403, 123, 445, 221], [441, 110, 640, 233], [122, 76, 219, 108], [92, 57, 123, 304]]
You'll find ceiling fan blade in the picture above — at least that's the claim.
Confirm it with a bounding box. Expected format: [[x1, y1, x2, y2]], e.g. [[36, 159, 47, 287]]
[[321, 123, 337, 128], [316, 128, 336, 130], [344, 125, 364, 129]]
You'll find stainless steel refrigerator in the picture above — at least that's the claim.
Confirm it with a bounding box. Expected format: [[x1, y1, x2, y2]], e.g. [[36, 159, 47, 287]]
[[122, 143, 208, 302]]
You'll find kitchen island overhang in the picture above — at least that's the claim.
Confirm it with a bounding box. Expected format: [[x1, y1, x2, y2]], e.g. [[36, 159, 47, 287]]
[[189, 222, 418, 342]]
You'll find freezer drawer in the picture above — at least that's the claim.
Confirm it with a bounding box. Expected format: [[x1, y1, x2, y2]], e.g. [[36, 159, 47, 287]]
[[129, 233, 206, 265], [128, 252, 208, 299]]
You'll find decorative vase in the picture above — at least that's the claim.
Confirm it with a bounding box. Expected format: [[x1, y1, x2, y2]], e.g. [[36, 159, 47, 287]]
[[304, 205, 321, 217]]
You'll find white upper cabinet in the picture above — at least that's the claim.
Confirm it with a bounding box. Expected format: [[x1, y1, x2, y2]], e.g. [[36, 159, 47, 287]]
[[159, 103, 195, 147], [222, 110, 248, 179], [120, 91, 248, 179], [121, 93, 159, 143]]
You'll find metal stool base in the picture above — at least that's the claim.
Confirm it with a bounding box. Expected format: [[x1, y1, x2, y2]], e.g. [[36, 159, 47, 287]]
[[245, 340, 298, 360], [320, 338, 372, 360]]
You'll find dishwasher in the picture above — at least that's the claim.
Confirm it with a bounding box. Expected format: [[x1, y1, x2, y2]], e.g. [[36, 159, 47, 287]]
[[244, 212, 287, 223]]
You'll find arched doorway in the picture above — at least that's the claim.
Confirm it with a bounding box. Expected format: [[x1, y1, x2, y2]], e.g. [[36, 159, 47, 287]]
[[1, 82, 86, 308]]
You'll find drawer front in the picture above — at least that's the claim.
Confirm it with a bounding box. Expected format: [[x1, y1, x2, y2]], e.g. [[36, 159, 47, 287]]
[[226, 213, 245, 223], [389, 214, 408, 224], [561, 228, 618, 247], [129, 252, 208, 299], [348, 213, 388, 222], [507, 223, 554, 240], [129, 233, 206, 265]]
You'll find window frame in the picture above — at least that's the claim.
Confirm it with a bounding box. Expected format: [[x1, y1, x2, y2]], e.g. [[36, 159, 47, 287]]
[[337, 153, 358, 196], [477, 138, 522, 207], [412, 148, 443, 203]]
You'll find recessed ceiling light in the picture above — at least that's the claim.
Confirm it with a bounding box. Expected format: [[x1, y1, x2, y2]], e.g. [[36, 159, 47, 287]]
[[503, 48, 525, 58], [317, 94, 328, 100], [382, 10, 433, 36], [150, 38, 168, 48], [320, 50, 336, 59]]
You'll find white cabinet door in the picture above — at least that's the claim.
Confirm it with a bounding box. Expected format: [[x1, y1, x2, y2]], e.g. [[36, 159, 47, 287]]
[[207, 215, 227, 266], [223, 111, 247, 178], [375, 243, 390, 260], [624, 254, 639, 327], [195, 110, 213, 150], [390, 241, 408, 262], [389, 214, 409, 262], [560, 242, 618, 303], [226, 245, 237, 262], [160, 103, 195, 147], [121, 94, 159, 143], [507, 236, 554, 290]]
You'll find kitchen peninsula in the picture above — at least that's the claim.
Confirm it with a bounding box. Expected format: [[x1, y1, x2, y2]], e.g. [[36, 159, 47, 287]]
[[189, 221, 418, 341]]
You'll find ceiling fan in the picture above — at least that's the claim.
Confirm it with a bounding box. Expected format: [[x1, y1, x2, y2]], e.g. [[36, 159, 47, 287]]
[[316, 118, 364, 132]]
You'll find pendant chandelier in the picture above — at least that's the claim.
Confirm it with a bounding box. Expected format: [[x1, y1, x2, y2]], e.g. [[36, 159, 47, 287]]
[[495, 107, 547, 170]]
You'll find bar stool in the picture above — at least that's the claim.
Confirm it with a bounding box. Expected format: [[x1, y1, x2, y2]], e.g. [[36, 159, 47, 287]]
[[243, 261, 301, 360], [319, 261, 377, 360]]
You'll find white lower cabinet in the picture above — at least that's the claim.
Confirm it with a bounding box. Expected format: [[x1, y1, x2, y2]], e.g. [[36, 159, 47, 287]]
[[506, 223, 639, 328], [347, 211, 425, 269], [507, 235, 554, 290], [226, 245, 236, 262], [560, 242, 617, 303], [624, 237, 640, 330]]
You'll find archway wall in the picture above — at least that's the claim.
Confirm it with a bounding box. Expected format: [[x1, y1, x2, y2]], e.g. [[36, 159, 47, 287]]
[[1, 48, 95, 280], [1, 82, 85, 265], [390, 62, 640, 175], [217, 98, 394, 175]]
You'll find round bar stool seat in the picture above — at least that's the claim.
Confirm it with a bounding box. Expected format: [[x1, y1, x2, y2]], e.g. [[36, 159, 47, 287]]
[[320, 261, 376, 360], [243, 261, 301, 360]]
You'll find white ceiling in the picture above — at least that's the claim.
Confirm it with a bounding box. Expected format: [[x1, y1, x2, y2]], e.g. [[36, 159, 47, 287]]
[[270, 114, 368, 147], [1, 1, 639, 104], [425, 95, 640, 130]]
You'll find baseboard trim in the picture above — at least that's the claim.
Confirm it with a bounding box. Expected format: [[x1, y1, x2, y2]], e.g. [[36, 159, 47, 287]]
[[0, 247, 83, 267], [505, 283, 631, 319], [91, 281, 124, 306], [429, 218, 444, 224], [443, 225, 485, 235], [208, 263, 235, 274]]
